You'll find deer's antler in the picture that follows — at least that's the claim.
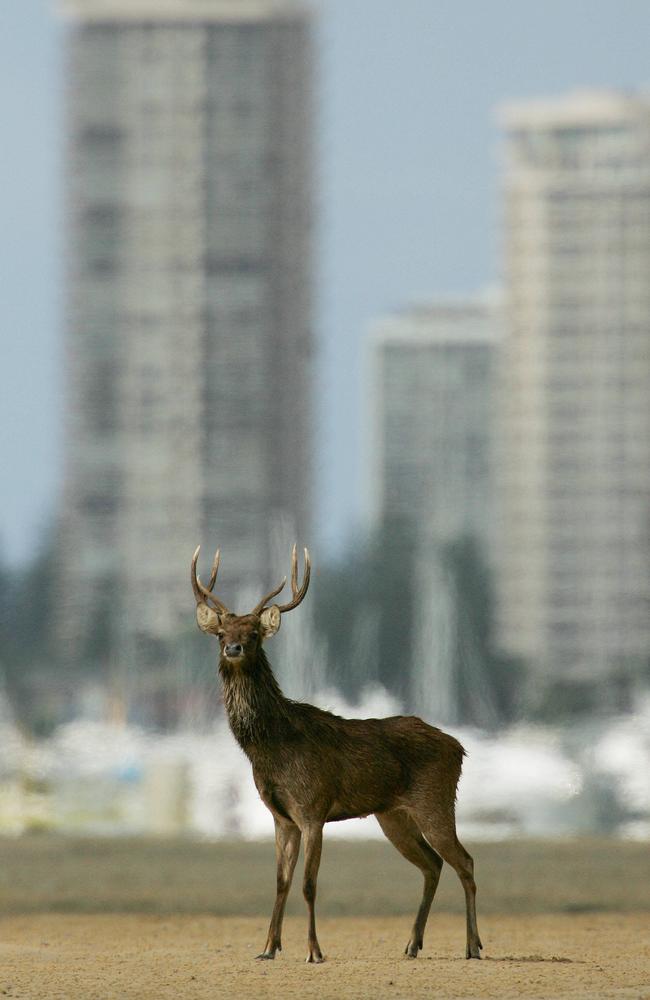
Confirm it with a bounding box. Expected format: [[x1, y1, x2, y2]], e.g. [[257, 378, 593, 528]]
[[191, 546, 231, 615], [252, 544, 311, 616]]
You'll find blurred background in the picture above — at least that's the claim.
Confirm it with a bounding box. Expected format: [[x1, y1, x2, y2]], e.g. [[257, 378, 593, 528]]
[[1, 0, 650, 844]]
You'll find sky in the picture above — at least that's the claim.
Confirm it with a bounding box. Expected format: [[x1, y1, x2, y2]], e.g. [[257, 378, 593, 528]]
[[1, 0, 650, 566]]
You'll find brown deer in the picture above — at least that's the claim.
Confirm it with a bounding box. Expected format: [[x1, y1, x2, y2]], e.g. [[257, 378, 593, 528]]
[[191, 544, 482, 963]]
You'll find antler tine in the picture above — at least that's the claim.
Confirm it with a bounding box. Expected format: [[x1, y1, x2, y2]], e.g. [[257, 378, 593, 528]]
[[275, 545, 311, 614], [191, 546, 203, 603], [290, 542, 298, 593], [252, 576, 287, 616], [191, 545, 231, 615], [207, 548, 220, 592]]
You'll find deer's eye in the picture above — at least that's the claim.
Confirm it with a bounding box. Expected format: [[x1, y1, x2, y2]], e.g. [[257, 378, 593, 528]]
[[250, 630, 259, 640], [217, 630, 225, 639]]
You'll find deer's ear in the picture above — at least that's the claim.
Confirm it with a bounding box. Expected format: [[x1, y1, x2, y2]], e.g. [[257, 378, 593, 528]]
[[259, 605, 281, 639], [196, 602, 222, 635]]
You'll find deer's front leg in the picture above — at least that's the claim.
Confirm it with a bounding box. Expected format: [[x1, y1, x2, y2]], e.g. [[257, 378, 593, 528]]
[[257, 818, 301, 960], [302, 822, 324, 963]]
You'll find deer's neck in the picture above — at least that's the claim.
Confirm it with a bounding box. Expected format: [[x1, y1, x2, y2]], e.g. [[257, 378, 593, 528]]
[[219, 648, 290, 753]]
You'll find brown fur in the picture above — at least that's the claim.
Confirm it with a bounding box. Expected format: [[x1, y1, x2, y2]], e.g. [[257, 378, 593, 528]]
[[211, 612, 482, 963]]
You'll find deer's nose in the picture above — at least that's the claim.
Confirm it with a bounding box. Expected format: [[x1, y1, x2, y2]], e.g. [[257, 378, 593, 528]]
[[225, 643, 243, 658]]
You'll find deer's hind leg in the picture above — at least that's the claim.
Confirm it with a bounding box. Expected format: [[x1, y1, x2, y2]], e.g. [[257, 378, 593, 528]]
[[416, 819, 482, 960], [257, 817, 301, 960], [376, 809, 443, 958]]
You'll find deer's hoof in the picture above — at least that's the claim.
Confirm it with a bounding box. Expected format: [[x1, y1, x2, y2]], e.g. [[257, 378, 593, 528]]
[[306, 951, 324, 964], [405, 940, 421, 959], [256, 952, 276, 961]]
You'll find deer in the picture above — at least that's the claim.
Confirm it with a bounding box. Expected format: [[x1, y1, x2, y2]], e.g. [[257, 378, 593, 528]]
[[191, 544, 482, 964]]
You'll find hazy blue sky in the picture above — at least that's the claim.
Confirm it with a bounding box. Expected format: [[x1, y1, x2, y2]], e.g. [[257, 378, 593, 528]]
[[2, 1, 649, 566]]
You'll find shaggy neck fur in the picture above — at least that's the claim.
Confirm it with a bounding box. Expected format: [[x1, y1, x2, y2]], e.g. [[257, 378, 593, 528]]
[[219, 647, 291, 753]]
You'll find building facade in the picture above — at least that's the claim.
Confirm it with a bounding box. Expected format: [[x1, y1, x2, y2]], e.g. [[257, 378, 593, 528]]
[[58, 0, 313, 675], [364, 300, 500, 725], [497, 90, 650, 694], [365, 299, 498, 556]]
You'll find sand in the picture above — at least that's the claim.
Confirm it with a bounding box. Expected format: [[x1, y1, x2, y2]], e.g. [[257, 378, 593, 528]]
[[1, 912, 649, 1000], [1, 838, 649, 998], [2, 837, 649, 916]]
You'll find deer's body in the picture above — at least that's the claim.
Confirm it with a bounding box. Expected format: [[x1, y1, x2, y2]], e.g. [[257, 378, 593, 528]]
[[224, 650, 463, 823], [192, 547, 482, 963]]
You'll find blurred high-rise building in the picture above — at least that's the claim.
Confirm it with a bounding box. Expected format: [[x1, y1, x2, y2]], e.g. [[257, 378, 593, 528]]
[[364, 299, 499, 726], [497, 90, 650, 703], [58, 0, 313, 677], [365, 299, 498, 556]]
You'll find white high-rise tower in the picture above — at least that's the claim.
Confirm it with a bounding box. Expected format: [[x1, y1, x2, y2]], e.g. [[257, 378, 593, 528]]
[[497, 90, 650, 698]]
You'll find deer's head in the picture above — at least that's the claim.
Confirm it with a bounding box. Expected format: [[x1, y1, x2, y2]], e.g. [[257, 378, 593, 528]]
[[191, 544, 311, 665]]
